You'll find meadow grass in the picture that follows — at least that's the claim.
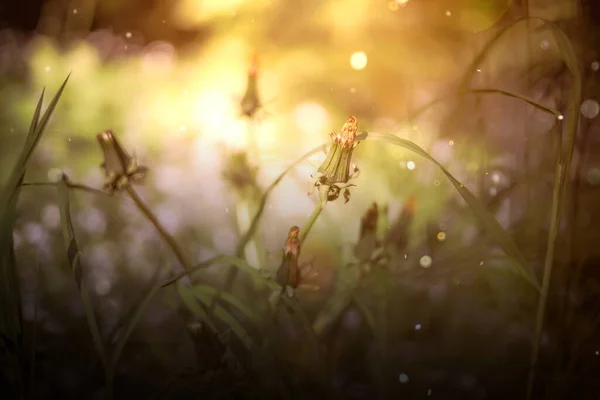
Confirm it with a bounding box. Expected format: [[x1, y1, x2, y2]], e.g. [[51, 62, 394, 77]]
[[1, 15, 586, 400]]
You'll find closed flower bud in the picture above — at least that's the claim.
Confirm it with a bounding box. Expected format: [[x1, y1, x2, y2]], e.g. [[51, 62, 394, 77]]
[[96, 130, 147, 194]]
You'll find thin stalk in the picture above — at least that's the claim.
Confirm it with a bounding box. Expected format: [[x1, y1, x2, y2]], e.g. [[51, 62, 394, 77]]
[[125, 186, 191, 270], [300, 203, 324, 243], [22, 181, 111, 197], [526, 131, 563, 400]]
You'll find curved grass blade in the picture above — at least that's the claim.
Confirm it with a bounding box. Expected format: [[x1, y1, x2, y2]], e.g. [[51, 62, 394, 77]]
[[193, 284, 262, 323], [56, 175, 109, 377], [356, 132, 540, 291], [108, 284, 160, 374], [193, 289, 254, 350], [162, 256, 276, 290]]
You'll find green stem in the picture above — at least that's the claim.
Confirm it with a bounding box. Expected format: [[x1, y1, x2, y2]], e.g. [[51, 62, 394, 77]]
[[125, 186, 191, 270], [300, 203, 324, 243]]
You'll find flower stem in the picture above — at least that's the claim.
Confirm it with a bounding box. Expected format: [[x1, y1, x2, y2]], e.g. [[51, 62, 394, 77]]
[[126, 186, 191, 270], [300, 203, 324, 243]]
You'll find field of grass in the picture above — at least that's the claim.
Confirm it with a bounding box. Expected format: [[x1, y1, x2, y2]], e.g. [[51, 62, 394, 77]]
[[2, 1, 600, 399]]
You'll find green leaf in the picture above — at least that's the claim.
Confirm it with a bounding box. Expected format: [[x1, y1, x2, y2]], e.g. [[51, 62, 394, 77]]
[[356, 131, 540, 291]]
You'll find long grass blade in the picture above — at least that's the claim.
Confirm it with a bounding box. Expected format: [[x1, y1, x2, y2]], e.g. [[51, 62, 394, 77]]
[[356, 131, 540, 291], [56, 175, 109, 374]]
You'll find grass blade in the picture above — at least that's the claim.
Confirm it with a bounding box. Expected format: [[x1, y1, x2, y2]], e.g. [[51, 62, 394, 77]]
[[56, 175, 110, 383], [0, 77, 69, 398], [356, 131, 540, 291], [193, 289, 255, 351]]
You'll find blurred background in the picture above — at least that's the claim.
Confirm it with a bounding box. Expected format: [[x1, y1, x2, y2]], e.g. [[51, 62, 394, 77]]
[[1, 0, 600, 398]]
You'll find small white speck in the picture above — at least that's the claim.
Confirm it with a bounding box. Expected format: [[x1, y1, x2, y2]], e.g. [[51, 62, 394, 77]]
[[399, 373, 409, 383], [445, 10, 451, 16], [595, 350, 599, 356], [592, 61, 599, 71], [540, 40, 549, 50], [476, 68, 481, 72], [480, 261, 484, 265], [557, 114, 564, 120], [73, 9, 78, 14], [125, 32, 132, 38], [415, 323, 422, 330], [407, 160, 416, 170], [428, 389, 432, 396]]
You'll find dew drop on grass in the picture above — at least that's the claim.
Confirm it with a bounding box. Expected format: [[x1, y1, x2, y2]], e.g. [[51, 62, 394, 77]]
[[420, 255, 432, 268], [399, 373, 409, 383], [580, 99, 600, 119]]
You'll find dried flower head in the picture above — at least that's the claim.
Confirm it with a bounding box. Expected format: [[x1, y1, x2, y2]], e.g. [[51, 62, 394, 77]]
[[97, 130, 147, 194], [309, 116, 361, 206]]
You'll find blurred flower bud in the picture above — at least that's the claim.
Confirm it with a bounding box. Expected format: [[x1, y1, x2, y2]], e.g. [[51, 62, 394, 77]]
[[384, 195, 417, 252], [354, 202, 379, 261], [240, 52, 262, 118], [309, 116, 361, 207], [96, 130, 147, 194], [222, 151, 259, 194]]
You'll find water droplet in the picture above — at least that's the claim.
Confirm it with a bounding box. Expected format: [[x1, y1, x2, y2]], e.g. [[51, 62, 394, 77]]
[[420, 255, 432, 268], [350, 51, 368, 70], [407, 161, 416, 170], [580, 99, 600, 119], [437, 232, 446, 241], [399, 373, 409, 383]]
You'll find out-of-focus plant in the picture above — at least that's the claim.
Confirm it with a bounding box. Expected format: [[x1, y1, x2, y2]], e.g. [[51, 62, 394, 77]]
[[0, 74, 69, 399]]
